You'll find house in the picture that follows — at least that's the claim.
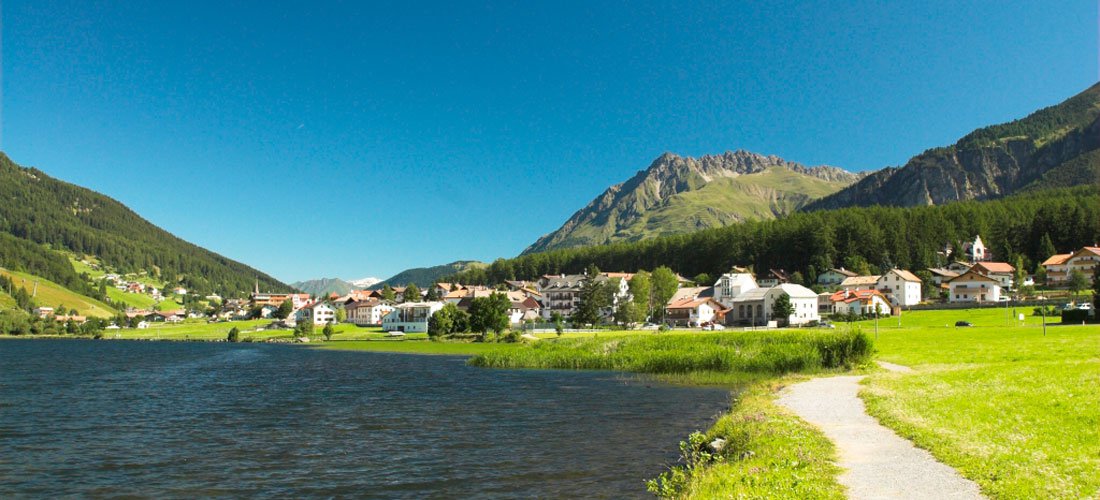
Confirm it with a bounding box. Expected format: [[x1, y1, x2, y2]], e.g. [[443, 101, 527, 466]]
[[665, 297, 726, 327], [945, 261, 973, 273], [839, 275, 880, 292], [1047, 246, 1100, 285], [54, 314, 87, 324], [251, 292, 310, 310], [817, 268, 858, 286], [960, 235, 989, 262], [535, 272, 633, 320], [757, 269, 789, 288], [259, 304, 279, 319], [727, 284, 819, 326], [136, 321, 149, 329], [1042, 253, 1073, 284], [712, 272, 758, 308], [298, 302, 337, 326], [876, 269, 922, 307], [948, 270, 1001, 303], [173, 287, 188, 296], [155, 310, 184, 323], [970, 262, 1015, 289], [33, 307, 55, 318], [830, 289, 893, 316], [817, 292, 835, 314], [345, 299, 395, 326], [768, 284, 820, 325], [508, 297, 543, 325], [381, 302, 445, 333], [927, 268, 960, 289], [537, 274, 587, 319]]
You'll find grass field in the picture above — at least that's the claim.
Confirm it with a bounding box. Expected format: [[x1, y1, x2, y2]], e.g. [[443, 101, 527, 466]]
[[0, 290, 16, 310], [109, 320, 414, 342], [858, 309, 1099, 499], [0, 269, 117, 318]]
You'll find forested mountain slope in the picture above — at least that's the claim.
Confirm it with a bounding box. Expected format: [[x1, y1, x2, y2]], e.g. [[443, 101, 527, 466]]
[[0, 153, 289, 297]]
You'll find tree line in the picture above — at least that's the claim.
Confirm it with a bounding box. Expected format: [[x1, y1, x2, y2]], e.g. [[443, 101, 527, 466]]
[[446, 187, 1099, 286]]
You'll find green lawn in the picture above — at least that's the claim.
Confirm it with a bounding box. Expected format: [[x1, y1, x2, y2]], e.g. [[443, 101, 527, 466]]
[[110, 320, 403, 342], [0, 269, 117, 318], [859, 309, 1099, 499], [106, 287, 159, 310]]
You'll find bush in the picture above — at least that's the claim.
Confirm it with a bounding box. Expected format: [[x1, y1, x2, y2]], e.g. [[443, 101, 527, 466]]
[[227, 327, 240, 342], [1060, 309, 1090, 324]]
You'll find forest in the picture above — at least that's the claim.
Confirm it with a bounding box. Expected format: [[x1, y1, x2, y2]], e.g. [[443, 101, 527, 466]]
[[0, 153, 290, 297], [448, 186, 1100, 286]]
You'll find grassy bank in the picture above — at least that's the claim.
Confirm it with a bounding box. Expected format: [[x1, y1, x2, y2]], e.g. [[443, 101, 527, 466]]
[[470, 329, 873, 384], [861, 311, 1099, 499]]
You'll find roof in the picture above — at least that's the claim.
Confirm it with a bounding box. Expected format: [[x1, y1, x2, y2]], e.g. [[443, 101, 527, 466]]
[[840, 275, 881, 287], [927, 268, 960, 278], [826, 268, 859, 277], [949, 269, 1000, 284], [1071, 246, 1100, 259], [886, 269, 922, 282], [1042, 253, 1072, 266], [731, 288, 770, 303], [829, 289, 888, 304], [667, 297, 724, 310], [972, 262, 1014, 274], [772, 283, 818, 299], [670, 286, 710, 303]]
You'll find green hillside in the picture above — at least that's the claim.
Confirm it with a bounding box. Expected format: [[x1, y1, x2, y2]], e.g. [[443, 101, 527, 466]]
[[0, 152, 290, 297], [373, 261, 487, 289], [0, 290, 16, 310], [0, 269, 117, 318]]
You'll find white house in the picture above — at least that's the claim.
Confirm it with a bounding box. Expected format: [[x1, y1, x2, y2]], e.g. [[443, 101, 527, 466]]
[[665, 297, 726, 327], [948, 270, 1002, 303], [713, 272, 759, 308], [839, 275, 880, 292], [767, 284, 820, 326], [727, 284, 818, 326], [1047, 246, 1100, 285], [345, 299, 394, 326], [298, 302, 337, 326], [33, 307, 55, 318], [876, 269, 922, 307], [382, 301, 445, 333], [970, 262, 1016, 289], [830, 289, 893, 316], [817, 268, 858, 286]]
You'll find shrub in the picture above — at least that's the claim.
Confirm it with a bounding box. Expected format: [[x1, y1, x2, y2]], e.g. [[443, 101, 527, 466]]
[[227, 327, 240, 342]]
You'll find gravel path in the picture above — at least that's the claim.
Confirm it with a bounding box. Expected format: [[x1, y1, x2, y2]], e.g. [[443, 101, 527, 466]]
[[776, 375, 985, 499]]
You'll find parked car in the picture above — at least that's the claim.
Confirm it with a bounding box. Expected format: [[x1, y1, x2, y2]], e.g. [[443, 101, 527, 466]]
[[955, 321, 973, 327], [1078, 303, 1093, 310], [703, 323, 725, 331]]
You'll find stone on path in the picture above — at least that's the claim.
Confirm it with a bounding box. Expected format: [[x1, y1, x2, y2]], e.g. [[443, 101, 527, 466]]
[[776, 375, 984, 500]]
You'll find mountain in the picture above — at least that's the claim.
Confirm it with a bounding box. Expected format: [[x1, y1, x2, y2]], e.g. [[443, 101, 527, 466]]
[[371, 261, 487, 289], [291, 278, 357, 297], [806, 82, 1100, 210], [349, 277, 382, 289], [523, 150, 861, 254], [0, 153, 290, 297]]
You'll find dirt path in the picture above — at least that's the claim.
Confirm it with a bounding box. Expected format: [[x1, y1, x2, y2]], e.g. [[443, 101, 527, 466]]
[[776, 375, 984, 499]]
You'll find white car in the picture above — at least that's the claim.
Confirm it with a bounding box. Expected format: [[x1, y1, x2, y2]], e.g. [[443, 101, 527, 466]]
[[703, 323, 725, 331], [1077, 303, 1092, 310]]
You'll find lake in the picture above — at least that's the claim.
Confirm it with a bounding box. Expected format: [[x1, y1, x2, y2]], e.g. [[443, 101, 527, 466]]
[[0, 340, 728, 498]]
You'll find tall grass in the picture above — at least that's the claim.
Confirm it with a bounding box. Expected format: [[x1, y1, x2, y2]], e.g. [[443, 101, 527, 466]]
[[469, 329, 872, 376]]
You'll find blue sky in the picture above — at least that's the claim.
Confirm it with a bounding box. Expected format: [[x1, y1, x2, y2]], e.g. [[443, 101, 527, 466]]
[[2, 1, 1097, 283]]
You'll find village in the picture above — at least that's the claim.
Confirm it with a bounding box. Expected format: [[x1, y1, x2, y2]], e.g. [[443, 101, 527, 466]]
[[27, 236, 1097, 336]]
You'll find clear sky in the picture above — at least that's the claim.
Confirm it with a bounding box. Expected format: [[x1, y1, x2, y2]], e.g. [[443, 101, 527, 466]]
[[2, 1, 1097, 283]]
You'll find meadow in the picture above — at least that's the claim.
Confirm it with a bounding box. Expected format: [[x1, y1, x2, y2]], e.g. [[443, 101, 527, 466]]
[[860, 309, 1099, 499], [0, 269, 116, 318]]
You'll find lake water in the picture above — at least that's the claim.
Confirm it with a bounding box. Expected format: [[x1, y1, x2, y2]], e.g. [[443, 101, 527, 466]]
[[0, 340, 728, 498]]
